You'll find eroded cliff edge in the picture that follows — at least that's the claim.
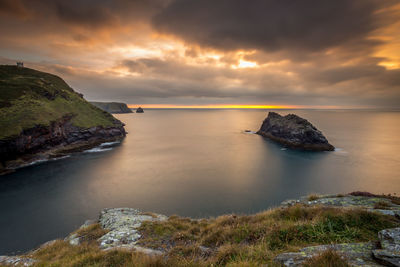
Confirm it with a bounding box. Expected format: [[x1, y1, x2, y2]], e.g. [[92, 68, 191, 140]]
[[257, 112, 335, 151], [0, 65, 126, 174]]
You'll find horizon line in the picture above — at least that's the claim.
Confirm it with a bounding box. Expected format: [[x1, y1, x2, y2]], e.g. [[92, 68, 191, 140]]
[[127, 104, 353, 109]]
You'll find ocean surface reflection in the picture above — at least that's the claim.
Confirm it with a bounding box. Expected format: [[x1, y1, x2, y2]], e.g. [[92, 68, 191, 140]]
[[0, 109, 399, 254]]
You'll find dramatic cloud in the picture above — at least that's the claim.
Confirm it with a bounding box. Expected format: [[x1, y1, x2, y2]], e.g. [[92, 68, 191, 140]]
[[152, 0, 396, 53], [0, 0, 399, 108]]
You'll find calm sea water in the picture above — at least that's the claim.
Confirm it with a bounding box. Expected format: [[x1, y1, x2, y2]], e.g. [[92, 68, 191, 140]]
[[1, 109, 399, 254]]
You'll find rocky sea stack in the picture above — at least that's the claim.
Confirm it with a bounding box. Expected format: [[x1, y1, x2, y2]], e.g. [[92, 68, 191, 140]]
[[136, 107, 144, 113], [0, 65, 126, 174], [257, 112, 334, 151], [90, 102, 133, 114]]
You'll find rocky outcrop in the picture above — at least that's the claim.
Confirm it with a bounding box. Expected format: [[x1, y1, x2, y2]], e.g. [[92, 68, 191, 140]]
[[98, 208, 167, 251], [0, 256, 36, 267], [136, 107, 144, 113], [276, 194, 400, 266], [63, 208, 167, 256], [0, 114, 125, 174], [280, 194, 400, 217], [275, 228, 400, 267], [90, 102, 133, 114], [275, 242, 380, 267], [256, 112, 334, 151], [372, 228, 400, 266]]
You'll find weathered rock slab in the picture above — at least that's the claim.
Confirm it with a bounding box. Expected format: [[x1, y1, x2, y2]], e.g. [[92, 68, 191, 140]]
[[372, 249, 400, 266], [281, 195, 400, 216], [275, 242, 382, 267], [372, 228, 400, 266], [98, 208, 167, 250], [0, 256, 36, 266]]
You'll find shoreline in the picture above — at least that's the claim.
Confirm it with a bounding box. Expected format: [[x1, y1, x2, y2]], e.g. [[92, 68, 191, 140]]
[[0, 136, 124, 176]]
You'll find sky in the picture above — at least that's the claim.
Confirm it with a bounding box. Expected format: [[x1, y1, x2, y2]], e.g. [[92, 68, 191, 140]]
[[0, 0, 399, 108]]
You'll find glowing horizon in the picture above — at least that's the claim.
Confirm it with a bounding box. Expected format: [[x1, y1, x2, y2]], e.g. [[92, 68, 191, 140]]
[[127, 104, 344, 109]]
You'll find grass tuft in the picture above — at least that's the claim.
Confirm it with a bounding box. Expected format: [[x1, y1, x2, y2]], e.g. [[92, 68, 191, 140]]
[[308, 194, 320, 201], [303, 249, 350, 267]]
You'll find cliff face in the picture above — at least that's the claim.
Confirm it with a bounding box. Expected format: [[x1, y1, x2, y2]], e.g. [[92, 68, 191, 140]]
[[257, 112, 334, 151], [0, 114, 125, 164], [0, 65, 126, 174], [90, 102, 133, 114]]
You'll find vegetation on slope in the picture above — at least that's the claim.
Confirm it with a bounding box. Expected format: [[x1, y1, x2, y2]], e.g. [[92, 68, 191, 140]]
[[0, 65, 117, 140], [29, 205, 399, 266]]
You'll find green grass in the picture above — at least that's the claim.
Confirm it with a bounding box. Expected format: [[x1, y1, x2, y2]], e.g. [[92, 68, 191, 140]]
[[307, 194, 320, 201], [0, 65, 118, 140], [28, 205, 399, 266], [303, 250, 350, 267], [27, 205, 399, 266]]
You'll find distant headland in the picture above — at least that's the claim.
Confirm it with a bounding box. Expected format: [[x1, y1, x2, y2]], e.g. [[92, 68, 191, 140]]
[[90, 101, 133, 114]]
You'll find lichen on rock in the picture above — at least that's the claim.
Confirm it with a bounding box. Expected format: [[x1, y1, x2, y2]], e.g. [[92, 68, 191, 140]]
[[98, 208, 167, 250]]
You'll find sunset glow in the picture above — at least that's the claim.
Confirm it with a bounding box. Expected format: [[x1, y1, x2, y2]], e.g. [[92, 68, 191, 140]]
[[127, 104, 345, 109], [0, 0, 398, 108]]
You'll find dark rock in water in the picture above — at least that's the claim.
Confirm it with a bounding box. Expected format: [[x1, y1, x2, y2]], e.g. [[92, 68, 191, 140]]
[[136, 107, 144, 113], [90, 102, 133, 114], [256, 112, 334, 151]]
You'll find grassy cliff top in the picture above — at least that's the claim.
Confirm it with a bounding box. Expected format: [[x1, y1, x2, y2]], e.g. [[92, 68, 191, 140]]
[[0, 65, 118, 140]]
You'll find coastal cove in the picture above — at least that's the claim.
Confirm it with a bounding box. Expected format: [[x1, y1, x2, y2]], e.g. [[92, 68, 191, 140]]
[[0, 109, 400, 255]]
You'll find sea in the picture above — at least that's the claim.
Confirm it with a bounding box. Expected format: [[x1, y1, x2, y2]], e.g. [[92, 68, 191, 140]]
[[0, 109, 399, 254]]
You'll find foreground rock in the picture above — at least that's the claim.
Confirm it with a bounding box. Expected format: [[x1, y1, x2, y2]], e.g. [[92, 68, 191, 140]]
[[0, 65, 126, 175], [281, 193, 400, 217], [90, 102, 133, 114], [0, 256, 36, 267], [256, 112, 334, 151], [275, 242, 380, 267], [98, 208, 167, 250], [276, 228, 400, 267], [372, 228, 400, 266]]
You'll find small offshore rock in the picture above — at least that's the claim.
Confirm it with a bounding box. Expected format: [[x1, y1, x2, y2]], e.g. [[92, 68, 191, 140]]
[[257, 112, 334, 151], [136, 107, 144, 113]]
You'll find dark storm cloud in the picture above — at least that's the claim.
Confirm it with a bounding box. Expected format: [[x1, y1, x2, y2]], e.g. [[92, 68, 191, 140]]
[[0, 0, 399, 108], [153, 0, 397, 53], [0, 0, 166, 28], [0, 0, 29, 17]]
